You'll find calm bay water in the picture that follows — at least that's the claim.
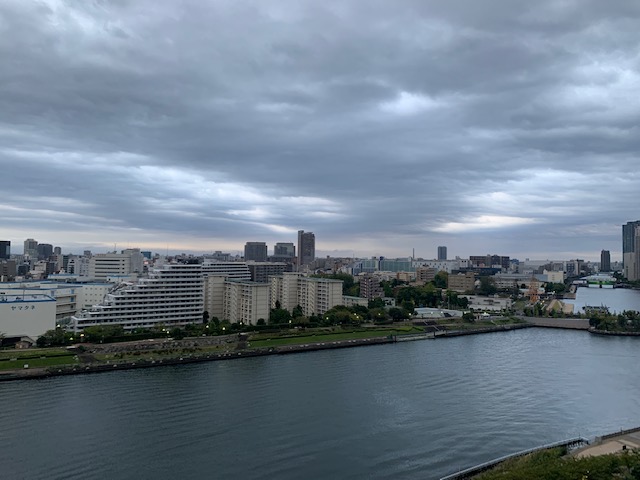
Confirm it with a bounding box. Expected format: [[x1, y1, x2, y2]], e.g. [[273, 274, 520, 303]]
[[2, 328, 640, 480], [566, 286, 640, 313]]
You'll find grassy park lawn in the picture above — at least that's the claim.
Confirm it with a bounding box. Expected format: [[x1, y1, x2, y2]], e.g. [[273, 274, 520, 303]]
[[0, 354, 78, 370], [249, 327, 424, 348]]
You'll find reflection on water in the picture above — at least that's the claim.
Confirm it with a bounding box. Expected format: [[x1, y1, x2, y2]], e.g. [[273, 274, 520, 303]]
[[565, 287, 640, 313], [1, 329, 639, 480]]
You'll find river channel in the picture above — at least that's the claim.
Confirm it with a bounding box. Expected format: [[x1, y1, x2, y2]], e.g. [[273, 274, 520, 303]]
[[1, 328, 639, 480], [566, 286, 640, 314]]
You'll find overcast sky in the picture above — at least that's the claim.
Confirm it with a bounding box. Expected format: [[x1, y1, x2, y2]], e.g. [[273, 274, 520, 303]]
[[2, 0, 639, 261]]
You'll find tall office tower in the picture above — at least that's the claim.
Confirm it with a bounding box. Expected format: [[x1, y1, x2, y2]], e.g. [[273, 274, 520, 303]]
[[437, 246, 447, 261], [0, 241, 10, 260], [37, 243, 53, 260], [54, 246, 62, 255], [244, 242, 268, 262], [24, 238, 38, 259], [297, 230, 315, 270], [600, 250, 611, 272], [274, 242, 295, 257], [623, 220, 640, 281]]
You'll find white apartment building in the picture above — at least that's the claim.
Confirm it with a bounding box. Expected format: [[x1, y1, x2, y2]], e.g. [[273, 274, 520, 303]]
[[88, 249, 144, 279], [70, 263, 203, 332], [412, 259, 471, 274], [202, 260, 251, 281], [270, 272, 304, 312], [204, 275, 226, 320], [223, 280, 270, 325], [205, 275, 271, 324], [270, 273, 343, 316]]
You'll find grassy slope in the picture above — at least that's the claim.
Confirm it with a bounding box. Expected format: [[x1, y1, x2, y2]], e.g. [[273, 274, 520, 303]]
[[476, 447, 640, 480]]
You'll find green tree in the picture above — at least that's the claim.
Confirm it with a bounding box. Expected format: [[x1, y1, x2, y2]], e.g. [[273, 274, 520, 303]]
[[368, 297, 385, 309], [478, 276, 497, 296], [381, 281, 393, 297], [292, 304, 304, 319], [388, 307, 408, 321], [269, 308, 292, 325], [434, 271, 448, 289], [370, 307, 389, 322], [170, 327, 185, 340], [82, 324, 124, 343]]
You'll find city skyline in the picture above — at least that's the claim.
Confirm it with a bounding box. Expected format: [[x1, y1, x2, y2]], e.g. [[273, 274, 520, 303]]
[[2, 1, 639, 260], [0, 233, 629, 264]]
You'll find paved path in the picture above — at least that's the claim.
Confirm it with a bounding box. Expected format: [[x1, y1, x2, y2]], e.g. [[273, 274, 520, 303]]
[[574, 430, 640, 458]]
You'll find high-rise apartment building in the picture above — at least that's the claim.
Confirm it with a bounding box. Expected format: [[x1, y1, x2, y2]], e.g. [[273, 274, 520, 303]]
[[437, 246, 447, 261], [223, 280, 270, 325], [244, 242, 268, 262], [270, 272, 342, 316], [297, 230, 315, 270], [600, 250, 611, 272], [623, 221, 640, 281], [0, 241, 10, 260]]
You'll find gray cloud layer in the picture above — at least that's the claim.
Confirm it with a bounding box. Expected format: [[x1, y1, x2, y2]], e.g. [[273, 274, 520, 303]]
[[2, 0, 639, 259]]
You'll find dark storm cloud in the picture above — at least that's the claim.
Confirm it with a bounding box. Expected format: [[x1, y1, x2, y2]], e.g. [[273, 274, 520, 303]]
[[1, 0, 639, 259]]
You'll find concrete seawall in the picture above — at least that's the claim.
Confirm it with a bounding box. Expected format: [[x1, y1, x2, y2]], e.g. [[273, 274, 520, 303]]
[[523, 317, 590, 330]]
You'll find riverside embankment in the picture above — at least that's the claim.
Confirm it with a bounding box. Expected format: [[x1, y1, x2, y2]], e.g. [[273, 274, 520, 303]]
[[0, 323, 533, 382], [0, 336, 394, 381]]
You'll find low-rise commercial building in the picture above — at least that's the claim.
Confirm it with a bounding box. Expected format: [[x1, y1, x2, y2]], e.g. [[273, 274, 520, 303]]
[[448, 272, 476, 293], [0, 293, 57, 338]]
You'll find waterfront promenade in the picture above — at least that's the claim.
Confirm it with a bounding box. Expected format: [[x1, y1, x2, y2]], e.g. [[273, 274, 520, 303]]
[[573, 427, 640, 458]]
